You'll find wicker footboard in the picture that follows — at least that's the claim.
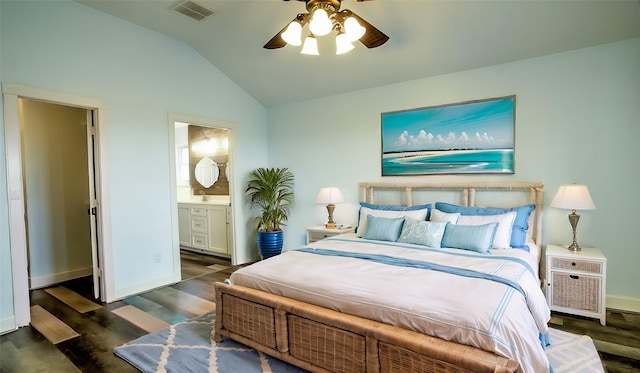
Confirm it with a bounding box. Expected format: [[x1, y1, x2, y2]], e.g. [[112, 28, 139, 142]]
[[214, 282, 520, 373]]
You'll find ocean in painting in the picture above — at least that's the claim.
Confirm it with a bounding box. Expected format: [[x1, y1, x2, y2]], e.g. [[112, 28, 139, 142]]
[[382, 149, 513, 175]]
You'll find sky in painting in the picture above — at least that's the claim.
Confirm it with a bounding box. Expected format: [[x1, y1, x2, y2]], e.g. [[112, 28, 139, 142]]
[[382, 97, 515, 153]]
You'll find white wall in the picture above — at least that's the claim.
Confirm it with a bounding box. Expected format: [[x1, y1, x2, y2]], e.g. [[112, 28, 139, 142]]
[[267, 38, 640, 309], [0, 0, 268, 331]]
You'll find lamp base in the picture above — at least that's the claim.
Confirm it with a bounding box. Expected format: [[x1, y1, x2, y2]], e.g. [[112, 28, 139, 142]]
[[325, 223, 337, 229], [567, 210, 582, 251], [567, 243, 582, 252]]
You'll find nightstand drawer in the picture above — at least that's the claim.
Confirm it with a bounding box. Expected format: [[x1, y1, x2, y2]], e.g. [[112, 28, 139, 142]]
[[551, 257, 602, 274], [551, 272, 601, 313], [308, 231, 334, 242], [306, 226, 354, 244]]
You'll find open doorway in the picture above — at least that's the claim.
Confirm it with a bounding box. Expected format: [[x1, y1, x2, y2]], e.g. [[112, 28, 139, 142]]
[[3, 83, 112, 328], [20, 99, 97, 293], [168, 113, 237, 274]]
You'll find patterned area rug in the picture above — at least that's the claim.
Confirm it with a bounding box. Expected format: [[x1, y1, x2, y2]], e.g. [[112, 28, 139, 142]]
[[115, 311, 603, 373], [114, 311, 305, 373], [547, 328, 605, 372]]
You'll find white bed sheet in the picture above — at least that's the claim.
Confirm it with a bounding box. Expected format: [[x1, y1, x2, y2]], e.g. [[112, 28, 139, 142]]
[[231, 235, 551, 373]]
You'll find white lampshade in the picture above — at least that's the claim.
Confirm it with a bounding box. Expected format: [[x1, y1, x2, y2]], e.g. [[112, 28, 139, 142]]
[[315, 187, 344, 204], [335, 33, 354, 55], [309, 8, 333, 36], [281, 21, 302, 46], [551, 184, 596, 210], [300, 36, 319, 55]]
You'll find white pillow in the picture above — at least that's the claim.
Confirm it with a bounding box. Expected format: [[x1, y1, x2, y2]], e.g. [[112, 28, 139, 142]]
[[456, 211, 517, 250], [356, 206, 428, 238], [430, 208, 461, 224]]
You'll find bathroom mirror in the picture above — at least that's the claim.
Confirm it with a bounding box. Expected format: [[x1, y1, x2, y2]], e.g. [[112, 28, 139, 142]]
[[194, 157, 219, 188]]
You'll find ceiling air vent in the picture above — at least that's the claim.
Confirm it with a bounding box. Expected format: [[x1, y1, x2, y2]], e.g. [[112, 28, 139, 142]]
[[170, 0, 219, 22]]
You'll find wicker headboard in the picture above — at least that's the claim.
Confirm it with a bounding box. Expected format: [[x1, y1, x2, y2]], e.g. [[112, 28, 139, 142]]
[[359, 182, 544, 247]]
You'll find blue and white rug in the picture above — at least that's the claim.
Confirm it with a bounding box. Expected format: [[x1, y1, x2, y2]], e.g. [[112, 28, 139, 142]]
[[114, 311, 305, 373], [115, 311, 603, 373]]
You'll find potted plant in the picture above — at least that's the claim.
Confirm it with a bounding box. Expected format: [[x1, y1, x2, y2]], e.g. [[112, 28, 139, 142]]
[[246, 167, 294, 259]]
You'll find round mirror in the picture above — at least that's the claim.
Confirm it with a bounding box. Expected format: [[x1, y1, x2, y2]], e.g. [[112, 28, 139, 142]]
[[194, 157, 219, 188]]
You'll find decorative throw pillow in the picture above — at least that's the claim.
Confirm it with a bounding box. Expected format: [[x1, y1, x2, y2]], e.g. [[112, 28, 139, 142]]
[[441, 222, 499, 254], [397, 217, 448, 248], [429, 208, 461, 224], [435, 202, 535, 249], [356, 204, 429, 237], [362, 215, 405, 242], [456, 211, 516, 250]]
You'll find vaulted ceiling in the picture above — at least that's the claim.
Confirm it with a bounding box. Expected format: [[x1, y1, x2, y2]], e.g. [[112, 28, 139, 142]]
[[77, 0, 640, 107]]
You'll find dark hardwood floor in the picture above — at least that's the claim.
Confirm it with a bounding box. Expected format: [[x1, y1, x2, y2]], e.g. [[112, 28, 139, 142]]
[[1, 250, 638, 372]]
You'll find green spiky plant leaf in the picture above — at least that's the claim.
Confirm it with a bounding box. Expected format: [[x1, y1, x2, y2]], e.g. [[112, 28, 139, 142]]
[[246, 167, 294, 232]]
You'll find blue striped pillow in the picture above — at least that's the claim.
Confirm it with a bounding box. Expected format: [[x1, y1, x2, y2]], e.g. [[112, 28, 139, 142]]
[[362, 215, 405, 242], [441, 223, 498, 254]]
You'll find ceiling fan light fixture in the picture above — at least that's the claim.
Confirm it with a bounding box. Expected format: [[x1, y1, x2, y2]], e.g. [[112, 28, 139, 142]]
[[300, 35, 319, 55], [335, 32, 354, 55], [309, 8, 333, 36], [263, 0, 388, 52], [281, 20, 303, 46], [344, 16, 366, 42]]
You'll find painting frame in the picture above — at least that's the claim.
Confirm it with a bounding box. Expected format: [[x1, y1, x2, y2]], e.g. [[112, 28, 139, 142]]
[[381, 95, 516, 176]]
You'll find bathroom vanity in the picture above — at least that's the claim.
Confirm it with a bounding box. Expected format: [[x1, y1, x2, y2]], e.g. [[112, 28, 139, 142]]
[[178, 197, 231, 257]]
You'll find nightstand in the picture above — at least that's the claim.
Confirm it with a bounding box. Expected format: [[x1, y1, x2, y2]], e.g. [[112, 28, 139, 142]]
[[306, 226, 354, 244], [545, 244, 607, 325]]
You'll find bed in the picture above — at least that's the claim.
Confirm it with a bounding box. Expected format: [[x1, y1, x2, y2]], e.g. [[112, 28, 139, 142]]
[[214, 182, 549, 373]]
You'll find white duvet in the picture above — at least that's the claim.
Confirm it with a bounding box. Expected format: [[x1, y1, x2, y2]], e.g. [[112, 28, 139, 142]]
[[230, 234, 551, 373]]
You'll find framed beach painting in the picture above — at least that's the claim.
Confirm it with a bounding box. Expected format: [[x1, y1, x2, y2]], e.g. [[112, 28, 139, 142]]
[[381, 95, 515, 176]]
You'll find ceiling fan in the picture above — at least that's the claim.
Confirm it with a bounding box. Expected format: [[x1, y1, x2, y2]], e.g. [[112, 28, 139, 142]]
[[264, 0, 389, 55]]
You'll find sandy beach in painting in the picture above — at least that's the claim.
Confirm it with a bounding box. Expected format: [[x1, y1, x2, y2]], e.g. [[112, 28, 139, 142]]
[[382, 148, 514, 175], [383, 149, 485, 159]]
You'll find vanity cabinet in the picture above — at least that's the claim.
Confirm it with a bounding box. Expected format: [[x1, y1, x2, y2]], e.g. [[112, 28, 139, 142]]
[[178, 204, 191, 247], [206, 205, 229, 255], [178, 203, 231, 257]]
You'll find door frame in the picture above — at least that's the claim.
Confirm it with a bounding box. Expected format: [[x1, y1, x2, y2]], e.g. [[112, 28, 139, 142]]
[[2, 82, 114, 327], [168, 112, 237, 266]]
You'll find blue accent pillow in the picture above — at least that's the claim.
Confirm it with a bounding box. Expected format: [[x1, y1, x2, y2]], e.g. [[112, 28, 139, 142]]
[[356, 202, 431, 234], [397, 218, 448, 248], [441, 222, 498, 254], [435, 202, 535, 250], [362, 215, 405, 242]]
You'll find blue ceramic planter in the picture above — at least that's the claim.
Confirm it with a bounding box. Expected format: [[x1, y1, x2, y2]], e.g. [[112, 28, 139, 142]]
[[257, 230, 283, 259]]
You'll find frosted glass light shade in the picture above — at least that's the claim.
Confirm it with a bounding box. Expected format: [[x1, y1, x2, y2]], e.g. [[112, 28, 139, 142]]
[[309, 8, 332, 36], [335, 33, 354, 54], [344, 16, 365, 41], [551, 184, 596, 210], [281, 21, 302, 46], [315, 187, 344, 204], [300, 36, 319, 55]]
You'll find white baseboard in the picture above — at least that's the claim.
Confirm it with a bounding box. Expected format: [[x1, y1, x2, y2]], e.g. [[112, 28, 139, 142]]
[[0, 316, 17, 335], [29, 266, 93, 290], [607, 295, 640, 313]]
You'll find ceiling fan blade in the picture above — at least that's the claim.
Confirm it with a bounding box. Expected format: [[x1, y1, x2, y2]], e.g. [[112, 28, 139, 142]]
[[263, 25, 289, 49], [348, 11, 388, 48], [263, 14, 309, 49]]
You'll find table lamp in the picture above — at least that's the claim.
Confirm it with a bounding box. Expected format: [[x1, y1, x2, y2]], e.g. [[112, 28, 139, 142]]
[[315, 187, 344, 229], [550, 184, 596, 251]]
